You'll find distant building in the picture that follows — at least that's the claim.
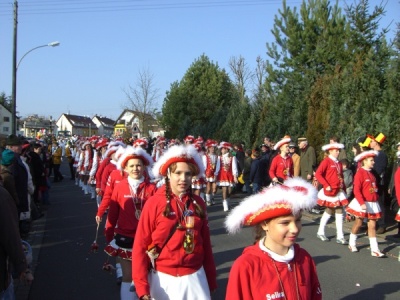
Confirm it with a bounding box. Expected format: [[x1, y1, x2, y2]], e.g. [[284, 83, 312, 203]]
[[56, 113, 98, 137], [114, 109, 164, 139], [19, 115, 54, 138], [0, 104, 12, 138], [92, 115, 115, 137]]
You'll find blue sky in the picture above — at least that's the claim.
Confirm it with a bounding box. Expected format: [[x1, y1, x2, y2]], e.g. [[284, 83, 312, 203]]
[[0, 0, 398, 121]]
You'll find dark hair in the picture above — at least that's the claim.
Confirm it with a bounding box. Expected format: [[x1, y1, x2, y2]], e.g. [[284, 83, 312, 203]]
[[254, 223, 266, 244], [352, 143, 362, 155], [245, 149, 252, 156], [340, 159, 350, 168], [330, 135, 341, 143]]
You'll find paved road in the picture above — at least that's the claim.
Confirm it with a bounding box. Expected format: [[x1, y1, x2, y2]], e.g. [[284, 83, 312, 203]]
[[16, 162, 400, 300]]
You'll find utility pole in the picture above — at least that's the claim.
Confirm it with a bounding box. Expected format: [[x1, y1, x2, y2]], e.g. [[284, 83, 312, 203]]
[[11, 0, 18, 135]]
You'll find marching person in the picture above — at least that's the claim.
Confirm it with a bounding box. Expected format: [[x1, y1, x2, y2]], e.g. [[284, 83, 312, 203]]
[[217, 142, 238, 212], [315, 142, 348, 244], [346, 150, 385, 257], [104, 146, 157, 299], [268, 136, 293, 184], [203, 139, 220, 206], [132, 145, 217, 300], [225, 177, 322, 300]]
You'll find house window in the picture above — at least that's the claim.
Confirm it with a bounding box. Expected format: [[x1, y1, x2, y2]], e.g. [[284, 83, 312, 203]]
[[3, 116, 10, 122], [3, 127, 9, 132], [133, 126, 138, 131]]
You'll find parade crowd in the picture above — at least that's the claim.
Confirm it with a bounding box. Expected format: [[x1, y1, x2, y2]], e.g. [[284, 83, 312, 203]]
[[1, 131, 400, 299]]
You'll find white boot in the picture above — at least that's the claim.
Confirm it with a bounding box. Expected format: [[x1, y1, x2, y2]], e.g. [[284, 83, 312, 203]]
[[369, 237, 385, 257], [223, 199, 229, 212], [317, 212, 331, 241], [116, 263, 122, 284], [120, 282, 132, 300], [348, 233, 358, 252], [84, 185, 89, 195], [205, 194, 211, 206], [335, 213, 347, 244], [90, 186, 96, 199]]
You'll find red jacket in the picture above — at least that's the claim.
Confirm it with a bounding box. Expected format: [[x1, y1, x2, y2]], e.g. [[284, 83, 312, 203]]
[[105, 178, 157, 243], [96, 169, 127, 218], [353, 168, 379, 205], [269, 155, 294, 181], [132, 186, 217, 298], [226, 243, 322, 300], [100, 161, 117, 194], [315, 156, 345, 190], [95, 157, 111, 190]]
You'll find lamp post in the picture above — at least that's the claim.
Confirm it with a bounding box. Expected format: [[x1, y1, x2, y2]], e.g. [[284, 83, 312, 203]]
[[11, 41, 60, 135]]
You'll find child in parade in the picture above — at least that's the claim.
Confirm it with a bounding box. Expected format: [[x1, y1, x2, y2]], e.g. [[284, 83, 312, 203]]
[[104, 147, 157, 299], [393, 162, 400, 238], [77, 141, 94, 194], [346, 150, 385, 257], [225, 177, 322, 300], [315, 143, 348, 244], [217, 142, 238, 212], [203, 139, 220, 206], [132, 144, 217, 300], [191, 143, 206, 198], [269, 136, 293, 184]]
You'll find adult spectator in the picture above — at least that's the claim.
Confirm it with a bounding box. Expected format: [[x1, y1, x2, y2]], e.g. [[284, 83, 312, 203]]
[[250, 148, 266, 194], [260, 144, 272, 186], [5, 135, 30, 235], [51, 141, 64, 183], [242, 149, 253, 195], [298, 137, 317, 182], [0, 149, 19, 211], [289, 142, 300, 177], [388, 141, 400, 198], [368, 133, 388, 234], [0, 185, 30, 299], [233, 143, 245, 193]]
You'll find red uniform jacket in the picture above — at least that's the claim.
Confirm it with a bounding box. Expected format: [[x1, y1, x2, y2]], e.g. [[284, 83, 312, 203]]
[[315, 156, 345, 190], [97, 169, 127, 218], [269, 155, 294, 181], [396, 168, 400, 206], [353, 168, 379, 205], [132, 186, 217, 298], [95, 157, 111, 190], [100, 161, 117, 195], [226, 243, 322, 300], [104, 179, 157, 243]]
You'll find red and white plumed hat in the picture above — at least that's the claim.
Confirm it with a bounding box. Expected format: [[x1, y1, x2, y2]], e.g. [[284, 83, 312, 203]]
[[105, 143, 126, 158], [354, 150, 378, 162], [89, 135, 98, 143], [152, 145, 205, 178], [156, 136, 166, 145], [195, 136, 204, 145], [168, 139, 176, 147], [81, 141, 91, 149], [117, 145, 153, 170], [218, 141, 232, 150], [273, 137, 291, 151], [95, 138, 109, 150], [321, 143, 344, 151], [225, 177, 317, 234], [184, 135, 195, 143], [107, 141, 125, 149], [205, 139, 218, 148], [133, 138, 148, 148]]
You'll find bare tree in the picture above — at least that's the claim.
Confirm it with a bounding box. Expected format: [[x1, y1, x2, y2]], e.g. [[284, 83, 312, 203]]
[[124, 66, 160, 137], [252, 56, 267, 102], [228, 55, 252, 103]]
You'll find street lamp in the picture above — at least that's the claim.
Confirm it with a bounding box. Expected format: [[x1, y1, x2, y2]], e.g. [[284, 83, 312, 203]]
[[11, 41, 60, 135]]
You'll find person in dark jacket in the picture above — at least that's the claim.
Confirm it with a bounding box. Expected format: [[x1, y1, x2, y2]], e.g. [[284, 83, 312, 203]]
[[250, 149, 268, 194], [233, 143, 245, 194], [242, 149, 253, 195], [0, 185, 30, 298]]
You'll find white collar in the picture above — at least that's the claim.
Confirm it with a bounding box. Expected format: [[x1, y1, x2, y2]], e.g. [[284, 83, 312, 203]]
[[259, 237, 294, 263]]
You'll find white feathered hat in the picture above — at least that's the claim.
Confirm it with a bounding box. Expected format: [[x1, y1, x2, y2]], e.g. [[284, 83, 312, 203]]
[[152, 144, 204, 178], [273, 137, 291, 151], [117, 145, 154, 170], [321, 143, 344, 151], [225, 177, 317, 234], [354, 150, 378, 162]]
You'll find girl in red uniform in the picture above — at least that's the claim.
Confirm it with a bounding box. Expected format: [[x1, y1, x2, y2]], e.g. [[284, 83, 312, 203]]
[[225, 177, 322, 300], [104, 147, 157, 299], [315, 143, 348, 244], [217, 141, 238, 212], [346, 150, 385, 257], [132, 145, 217, 300], [202, 139, 220, 206], [269, 136, 293, 184]]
